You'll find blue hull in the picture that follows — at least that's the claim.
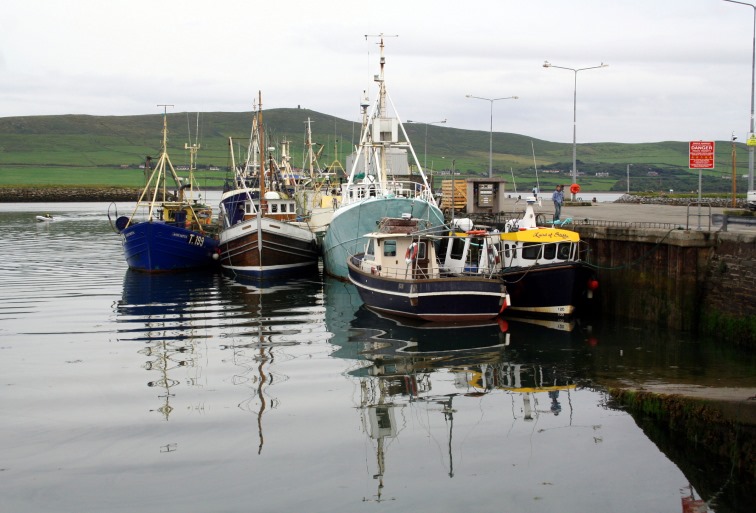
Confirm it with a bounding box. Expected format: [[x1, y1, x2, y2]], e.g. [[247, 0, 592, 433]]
[[121, 221, 219, 273], [347, 257, 508, 322]]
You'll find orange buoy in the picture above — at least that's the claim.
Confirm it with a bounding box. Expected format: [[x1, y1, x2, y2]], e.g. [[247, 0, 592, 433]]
[[570, 183, 581, 195]]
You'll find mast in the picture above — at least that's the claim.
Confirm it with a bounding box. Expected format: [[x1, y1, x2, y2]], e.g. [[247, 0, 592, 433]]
[[375, 35, 390, 187], [305, 118, 315, 180], [257, 91, 264, 265], [184, 112, 201, 202]]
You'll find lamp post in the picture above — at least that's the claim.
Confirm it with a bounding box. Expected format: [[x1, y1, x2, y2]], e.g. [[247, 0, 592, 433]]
[[723, 0, 755, 191], [732, 133, 739, 207], [407, 118, 447, 172], [626, 164, 632, 194], [543, 60, 609, 200], [465, 95, 519, 178]]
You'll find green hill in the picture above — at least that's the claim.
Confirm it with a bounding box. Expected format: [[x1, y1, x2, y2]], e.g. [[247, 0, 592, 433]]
[[0, 109, 749, 193]]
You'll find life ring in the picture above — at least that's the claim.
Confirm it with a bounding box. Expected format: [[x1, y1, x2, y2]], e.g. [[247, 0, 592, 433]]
[[570, 183, 580, 195], [405, 242, 419, 264]]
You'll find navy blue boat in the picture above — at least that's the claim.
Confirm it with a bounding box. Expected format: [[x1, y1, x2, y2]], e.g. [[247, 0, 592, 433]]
[[112, 110, 219, 273], [346, 216, 510, 323]]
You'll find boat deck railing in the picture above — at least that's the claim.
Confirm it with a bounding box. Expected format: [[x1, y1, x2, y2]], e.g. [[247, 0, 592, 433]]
[[340, 181, 435, 206], [350, 255, 495, 281], [571, 219, 682, 230]]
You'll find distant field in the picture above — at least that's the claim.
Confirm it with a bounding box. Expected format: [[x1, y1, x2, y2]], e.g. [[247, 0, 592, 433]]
[[0, 109, 751, 193]]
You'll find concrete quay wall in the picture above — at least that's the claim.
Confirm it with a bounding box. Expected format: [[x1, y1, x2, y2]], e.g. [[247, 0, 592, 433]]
[[575, 225, 756, 346]]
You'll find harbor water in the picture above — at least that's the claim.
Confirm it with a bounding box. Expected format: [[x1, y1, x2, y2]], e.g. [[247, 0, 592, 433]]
[[0, 201, 753, 513]]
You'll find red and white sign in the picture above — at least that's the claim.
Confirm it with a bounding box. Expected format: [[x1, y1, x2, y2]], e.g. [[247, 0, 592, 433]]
[[689, 141, 715, 169]]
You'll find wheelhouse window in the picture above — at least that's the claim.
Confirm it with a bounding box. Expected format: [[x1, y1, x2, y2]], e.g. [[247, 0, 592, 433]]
[[522, 242, 542, 260], [557, 243, 572, 260], [543, 243, 556, 260], [384, 240, 396, 257], [366, 239, 375, 258]]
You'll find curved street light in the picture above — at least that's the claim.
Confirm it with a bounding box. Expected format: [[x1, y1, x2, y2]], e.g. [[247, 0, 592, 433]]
[[723, 0, 756, 191], [465, 95, 519, 178], [407, 118, 447, 171], [543, 60, 608, 199]]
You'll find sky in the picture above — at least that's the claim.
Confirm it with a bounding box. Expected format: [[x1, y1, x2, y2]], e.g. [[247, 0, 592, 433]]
[[1, 0, 755, 144]]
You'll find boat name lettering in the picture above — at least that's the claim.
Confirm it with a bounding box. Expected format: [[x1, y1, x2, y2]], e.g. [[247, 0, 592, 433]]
[[534, 231, 570, 241], [172, 232, 188, 239], [188, 234, 205, 247]]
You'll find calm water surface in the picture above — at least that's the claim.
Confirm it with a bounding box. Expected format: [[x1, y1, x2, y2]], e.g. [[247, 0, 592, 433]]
[[0, 202, 753, 513]]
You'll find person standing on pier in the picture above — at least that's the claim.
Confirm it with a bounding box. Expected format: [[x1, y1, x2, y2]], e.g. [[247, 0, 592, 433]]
[[552, 184, 564, 222]]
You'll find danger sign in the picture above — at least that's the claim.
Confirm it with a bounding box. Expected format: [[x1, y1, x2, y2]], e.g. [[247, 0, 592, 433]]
[[689, 141, 715, 169]]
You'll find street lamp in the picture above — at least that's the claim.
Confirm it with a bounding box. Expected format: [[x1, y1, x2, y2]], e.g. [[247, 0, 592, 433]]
[[407, 118, 447, 171], [465, 95, 519, 178], [626, 164, 632, 194], [543, 60, 609, 199], [723, 0, 755, 191]]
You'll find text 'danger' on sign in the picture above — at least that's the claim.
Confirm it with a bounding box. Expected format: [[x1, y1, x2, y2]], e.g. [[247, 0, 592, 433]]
[[689, 140, 715, 169]]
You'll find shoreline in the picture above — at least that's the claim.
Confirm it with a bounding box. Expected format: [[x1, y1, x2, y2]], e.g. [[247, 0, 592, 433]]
[[0, 186, 143, 202], [0, 186, 749, 208]]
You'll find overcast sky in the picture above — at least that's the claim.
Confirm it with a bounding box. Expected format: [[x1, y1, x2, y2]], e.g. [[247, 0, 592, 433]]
[[1, 0, 754, 144]]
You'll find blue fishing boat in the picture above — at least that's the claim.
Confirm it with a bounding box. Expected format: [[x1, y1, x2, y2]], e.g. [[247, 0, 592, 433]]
[[322, 36, 445, 279], [112, 108, 219, 272]]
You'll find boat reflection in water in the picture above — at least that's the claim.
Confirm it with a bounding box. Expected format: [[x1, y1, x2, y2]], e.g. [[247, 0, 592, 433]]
[[116, 269, 326, 453], [116, 269, 223, 420], [324, 277, 593, 502]]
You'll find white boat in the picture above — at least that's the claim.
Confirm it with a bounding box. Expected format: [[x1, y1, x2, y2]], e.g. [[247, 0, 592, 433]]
[[289, 117, 337, 236], [217, 94, 320, 280], [322, 36, 445, 279], [35, 214, 55, 222]]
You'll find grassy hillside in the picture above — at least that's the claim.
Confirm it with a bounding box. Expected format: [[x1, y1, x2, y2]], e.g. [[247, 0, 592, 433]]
[[0, 109, 750, 193]]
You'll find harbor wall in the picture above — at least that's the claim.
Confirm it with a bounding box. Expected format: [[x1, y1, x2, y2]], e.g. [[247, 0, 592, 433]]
[[575, 225, 756, 346], [0, 187, 142, 202]]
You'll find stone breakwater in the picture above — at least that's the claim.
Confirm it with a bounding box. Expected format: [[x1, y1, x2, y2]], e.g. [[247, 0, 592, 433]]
[[615, 193, 748, 209], [0, 187, 142, 202]]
